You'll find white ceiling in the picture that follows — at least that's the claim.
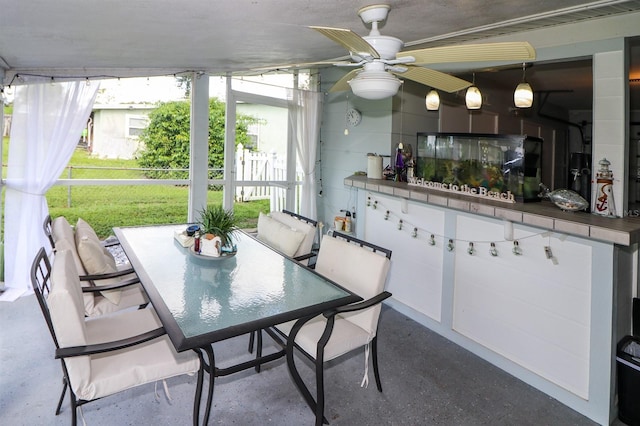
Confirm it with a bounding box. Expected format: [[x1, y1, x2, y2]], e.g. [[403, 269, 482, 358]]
[[2, 0, 640, 110]]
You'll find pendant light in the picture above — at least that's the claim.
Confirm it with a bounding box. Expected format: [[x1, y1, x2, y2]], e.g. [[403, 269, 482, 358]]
[[514, 63, 534, 108], [465, 73, 482, 110], [425, 89, 440, 111]]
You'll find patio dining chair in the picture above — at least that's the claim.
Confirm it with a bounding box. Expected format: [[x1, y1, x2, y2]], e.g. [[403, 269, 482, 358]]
[[44, 214, 124, 253], [45, 215, 148, 316], [255, 210, 319, 264], [271, 232, 392, 425], [248, 209, 320, 356], [31, 247, 204, 426]]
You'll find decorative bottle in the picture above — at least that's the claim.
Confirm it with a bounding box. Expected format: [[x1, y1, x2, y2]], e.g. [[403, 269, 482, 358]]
[[395, 143, 405, 182]]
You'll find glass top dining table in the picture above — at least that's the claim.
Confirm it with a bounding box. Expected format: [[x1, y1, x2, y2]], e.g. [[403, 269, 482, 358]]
[[114, 224, 359, 352]]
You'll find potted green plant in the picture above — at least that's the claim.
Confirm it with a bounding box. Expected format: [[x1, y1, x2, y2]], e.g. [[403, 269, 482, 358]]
[[197, 204, 239, 248]]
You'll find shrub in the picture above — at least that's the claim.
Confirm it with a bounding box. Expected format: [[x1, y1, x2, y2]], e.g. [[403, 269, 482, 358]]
[[137, 98, 257, 179]]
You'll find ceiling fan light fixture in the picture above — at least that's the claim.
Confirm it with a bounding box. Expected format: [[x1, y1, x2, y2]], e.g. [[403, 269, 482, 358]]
[[426, 89, 440, 110], [348, 70, 402, 100], [465, 86, 482, 109]]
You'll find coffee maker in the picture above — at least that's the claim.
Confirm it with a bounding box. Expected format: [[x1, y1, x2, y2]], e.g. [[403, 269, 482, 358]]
[[569, 152, 592, 211]]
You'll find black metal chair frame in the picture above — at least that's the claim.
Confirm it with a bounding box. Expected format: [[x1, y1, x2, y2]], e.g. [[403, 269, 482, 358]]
[[31, 247, 207, 426], [256, 232, 392, 425]]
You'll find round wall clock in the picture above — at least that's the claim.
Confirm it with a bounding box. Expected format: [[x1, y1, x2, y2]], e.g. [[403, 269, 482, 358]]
[[346, 108, 362, 126]]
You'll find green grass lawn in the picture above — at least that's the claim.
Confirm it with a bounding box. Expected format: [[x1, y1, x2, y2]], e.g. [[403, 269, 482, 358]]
[[3, 137, 269, 238]]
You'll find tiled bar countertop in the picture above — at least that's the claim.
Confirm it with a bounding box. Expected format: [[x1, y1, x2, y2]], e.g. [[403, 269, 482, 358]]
[[345, 175, 640, 246]]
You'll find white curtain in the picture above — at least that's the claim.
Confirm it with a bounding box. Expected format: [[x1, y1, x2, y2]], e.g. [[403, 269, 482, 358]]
[[287, 88, 323, 220], [3, 81, 99, 297]]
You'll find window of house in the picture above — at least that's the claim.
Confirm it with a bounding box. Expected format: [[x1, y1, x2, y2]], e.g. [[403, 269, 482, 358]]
[[126, 114, 148, 138]]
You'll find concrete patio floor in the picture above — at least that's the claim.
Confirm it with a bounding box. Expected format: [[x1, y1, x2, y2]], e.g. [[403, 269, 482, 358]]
[[0, 294, 619, 425]]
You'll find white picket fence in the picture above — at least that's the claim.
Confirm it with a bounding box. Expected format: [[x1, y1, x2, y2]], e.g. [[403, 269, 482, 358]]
[[235, 145, 303, 211]]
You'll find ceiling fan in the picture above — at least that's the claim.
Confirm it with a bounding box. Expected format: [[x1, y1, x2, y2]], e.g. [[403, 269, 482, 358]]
[[292, 4, 537, 100]]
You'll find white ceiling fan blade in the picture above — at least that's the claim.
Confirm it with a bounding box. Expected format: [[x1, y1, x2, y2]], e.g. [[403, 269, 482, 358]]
[[398, 42, 535, 65], [311, 26, 380, 59], [397, 67, 472, 93], [329, 69, 360, 93]]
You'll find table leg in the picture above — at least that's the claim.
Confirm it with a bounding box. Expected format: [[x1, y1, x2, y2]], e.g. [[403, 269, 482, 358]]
[[192, 349, 205, 426], [255, 329, 263, 373], [202, 346, 216, 426]]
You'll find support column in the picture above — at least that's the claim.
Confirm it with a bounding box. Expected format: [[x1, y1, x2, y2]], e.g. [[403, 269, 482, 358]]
[[285, 73, 298, 212], [188, 72, 209, 222], [591, 39, 629, 216], [590, 38, 630, 425], [223, 74, 236, 210]]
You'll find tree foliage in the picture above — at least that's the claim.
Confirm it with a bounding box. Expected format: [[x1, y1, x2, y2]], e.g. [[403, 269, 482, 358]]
[[137, 98, 255, 178]]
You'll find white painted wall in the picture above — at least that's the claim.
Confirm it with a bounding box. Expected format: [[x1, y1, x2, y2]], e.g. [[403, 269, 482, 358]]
[[360, 191, 615, 424], [317, 67, 394, 229]]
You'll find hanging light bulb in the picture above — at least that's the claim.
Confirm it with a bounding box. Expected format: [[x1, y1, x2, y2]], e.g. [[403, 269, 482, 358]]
[[447, 239, 455, 251], [467, 242, 475, 255], [465, 73, 482, 110], [514, 63, 533, 108], [512, 240, 523, 256], [425, 89, 440, 111]]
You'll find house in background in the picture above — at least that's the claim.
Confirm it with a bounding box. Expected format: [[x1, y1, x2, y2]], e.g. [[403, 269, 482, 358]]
[[87, 76, 292, 160], [89, 104, 154, 159]]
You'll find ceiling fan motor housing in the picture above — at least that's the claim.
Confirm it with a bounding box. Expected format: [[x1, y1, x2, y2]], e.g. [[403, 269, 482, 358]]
[[361, 35, 403, 60]]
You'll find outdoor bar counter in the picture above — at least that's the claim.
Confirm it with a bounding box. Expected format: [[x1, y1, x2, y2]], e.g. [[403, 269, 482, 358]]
[[344, 174, 638, 425]]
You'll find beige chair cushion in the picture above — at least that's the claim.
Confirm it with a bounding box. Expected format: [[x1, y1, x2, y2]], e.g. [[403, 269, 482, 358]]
[[269, 211, 316, 259], [77, 308, 200, 401], [54, 238, 95, 315], [48, 249, 92, 392], [49, 249, 199, 402], [51, 216, 146, 316], [256, 212, 306, 257], [276, 235, 390, 361], [76, 235, 122, 305], [51, 216, 86, 275], [309, 235, 390, 337], [90, 284, 149, 316], [51, 216, 75, 245], [75, 217, 101, 243], [277, 316, 370, 361]]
